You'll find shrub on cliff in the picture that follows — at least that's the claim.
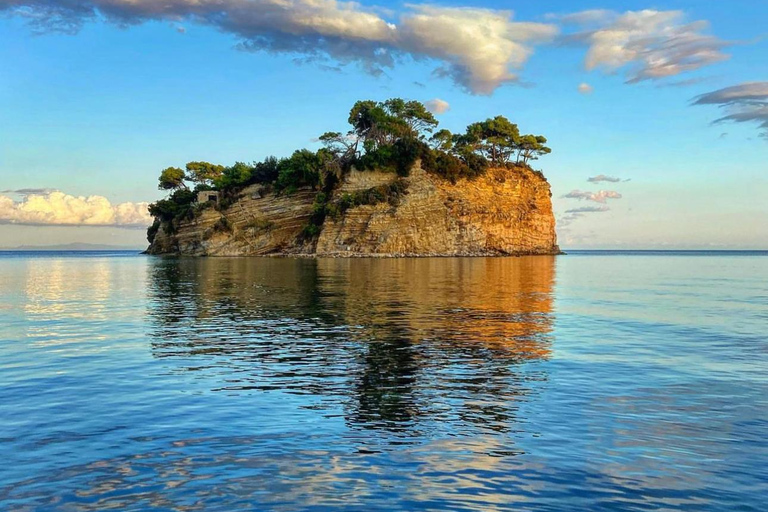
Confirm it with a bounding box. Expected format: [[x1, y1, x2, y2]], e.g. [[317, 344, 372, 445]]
[[148, 189, 197, 222]]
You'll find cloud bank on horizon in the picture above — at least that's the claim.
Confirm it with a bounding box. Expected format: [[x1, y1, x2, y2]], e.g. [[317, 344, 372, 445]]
[[0, 191, 151, 227], [0, 1, 733, 94]]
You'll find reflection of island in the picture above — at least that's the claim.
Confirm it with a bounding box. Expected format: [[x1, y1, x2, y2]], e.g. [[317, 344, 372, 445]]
[[147, 256, 556, 435]]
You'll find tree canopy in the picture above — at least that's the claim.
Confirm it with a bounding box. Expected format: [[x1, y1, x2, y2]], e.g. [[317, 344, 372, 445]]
[[158, 167, 187, 190]]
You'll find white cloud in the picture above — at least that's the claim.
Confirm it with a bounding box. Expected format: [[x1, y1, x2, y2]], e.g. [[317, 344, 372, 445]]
[[0, 0, 558, 94], [578, 82, 593, 94], [0, 190, 151, 227], [694, 82, 768, 137], [424, 98, 450, 114], [562, 9, 729, 84], [563, 190, 622, 203], [398, 6, 558, 94]]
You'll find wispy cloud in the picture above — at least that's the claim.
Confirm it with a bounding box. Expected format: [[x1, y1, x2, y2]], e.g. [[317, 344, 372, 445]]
[[587, 174, 621, 183], [559, 9, 730, 84], [578, 82, 593, 94], [424, 98, 450, 114], [563, 190, 622, 203], [0, 190, 150, 227], [558, 205, 609, 228], [693, 82, 768, 137], [0, 0, 558, 94], [565, 205, 610, 213], [0, 188, 56, 196]]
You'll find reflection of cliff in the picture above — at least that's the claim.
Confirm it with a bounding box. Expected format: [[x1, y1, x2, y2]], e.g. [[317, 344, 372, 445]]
[[314, 257, 555, 432], [317, 257, 555, 357], [147, 257, 555, 435]]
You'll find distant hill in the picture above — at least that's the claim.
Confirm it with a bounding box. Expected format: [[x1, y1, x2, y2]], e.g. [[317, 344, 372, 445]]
[[3, 243, 144, 252]]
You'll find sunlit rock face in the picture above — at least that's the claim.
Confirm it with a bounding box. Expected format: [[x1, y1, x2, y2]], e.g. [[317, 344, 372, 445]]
[[147, 163, 560, 257]]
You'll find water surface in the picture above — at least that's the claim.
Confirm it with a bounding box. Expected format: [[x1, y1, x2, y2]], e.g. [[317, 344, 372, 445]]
[[1, 252, 766, 510]]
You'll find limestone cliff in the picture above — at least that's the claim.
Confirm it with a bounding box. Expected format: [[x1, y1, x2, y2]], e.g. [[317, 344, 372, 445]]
[[147, 163, 560, 257]]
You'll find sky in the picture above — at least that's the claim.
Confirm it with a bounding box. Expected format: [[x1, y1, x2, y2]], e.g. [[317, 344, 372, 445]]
[[0, 0, 767, 249]]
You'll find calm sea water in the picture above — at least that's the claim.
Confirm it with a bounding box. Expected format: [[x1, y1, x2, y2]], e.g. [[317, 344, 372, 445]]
[[1, 251, 766, 511]]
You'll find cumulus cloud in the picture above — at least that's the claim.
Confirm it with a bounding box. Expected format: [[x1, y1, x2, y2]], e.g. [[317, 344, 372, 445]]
[[563, 190, 622, 203], [0, 190, 151, 227], [587, 174, 621, 183], [693, 82, 768, 137], [0, 0, 558, 94], [424, 98, 450, 114], [578, 82, 593, 94], [398, 6, 558, 94], [560, 9, 729, 84]]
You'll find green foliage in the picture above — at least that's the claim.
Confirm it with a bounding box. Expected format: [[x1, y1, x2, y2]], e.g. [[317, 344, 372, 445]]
[[251, 156, 280, 184], [451, 116, 550, 167], [148, 189, 197, 222], [299, 192, 329, 241], [382, 98, 438, 135], [158, 167, 187, 190], [276, 149, 324, 192], [319, 131, 357, 161], [355, 137, 429, 177], [186, 161, 225, 186], [516, 134, 551, 165], [347, 98, 438, 153], [429, 129, 453, 151], [326, 180, 410, 221], [147, 219, 161, 243], [214, 161, 252, 190], [455, 116, 519, 166], [212, 216, 232, 233], [301, 223, 321, 239]]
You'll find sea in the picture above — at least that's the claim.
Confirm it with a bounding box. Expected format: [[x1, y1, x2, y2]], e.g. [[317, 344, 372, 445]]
[[1, 251, 766, 511]]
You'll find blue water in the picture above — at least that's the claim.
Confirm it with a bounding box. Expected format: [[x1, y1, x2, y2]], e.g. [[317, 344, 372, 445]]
[[1, 251, 766, 511]]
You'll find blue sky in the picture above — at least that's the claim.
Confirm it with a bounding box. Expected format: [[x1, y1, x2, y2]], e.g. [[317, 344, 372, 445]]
[[0, 0, 766, 249]]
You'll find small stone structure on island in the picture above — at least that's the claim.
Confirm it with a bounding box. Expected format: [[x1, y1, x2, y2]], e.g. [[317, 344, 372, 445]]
[[197, 190, 220, 204]]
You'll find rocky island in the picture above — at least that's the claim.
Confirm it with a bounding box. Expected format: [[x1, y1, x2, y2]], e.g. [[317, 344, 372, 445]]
[[146, 99, 560, 257]]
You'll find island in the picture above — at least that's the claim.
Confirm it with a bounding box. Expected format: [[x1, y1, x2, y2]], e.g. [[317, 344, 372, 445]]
[[146, 99, 560, 257]]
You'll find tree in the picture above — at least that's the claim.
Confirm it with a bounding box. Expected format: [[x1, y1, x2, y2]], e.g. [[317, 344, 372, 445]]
[[347, 98, 440, 151], [276, 149, 323, 191], [251, 156, 280, 184], [185, 161, 225, 186], [454, 116, 520, 166], [348, 100, 390, 150], [319, 131, 358, 160], [516, 134, 551, 164], [429, 129, 454, 151], [158, 167, 187, 190], [383, 98, 438, 137], [214, 162, 253, 190]]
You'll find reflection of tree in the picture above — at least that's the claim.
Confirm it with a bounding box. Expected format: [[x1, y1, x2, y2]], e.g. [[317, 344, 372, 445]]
[[146, 256, 556, 436]]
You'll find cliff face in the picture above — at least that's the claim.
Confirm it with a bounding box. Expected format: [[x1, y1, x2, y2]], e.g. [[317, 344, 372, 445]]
[[147, 163, 559, 257]]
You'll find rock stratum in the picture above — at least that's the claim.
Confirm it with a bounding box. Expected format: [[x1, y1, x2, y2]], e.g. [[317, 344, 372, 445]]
[[147, 163, 560, 257]]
